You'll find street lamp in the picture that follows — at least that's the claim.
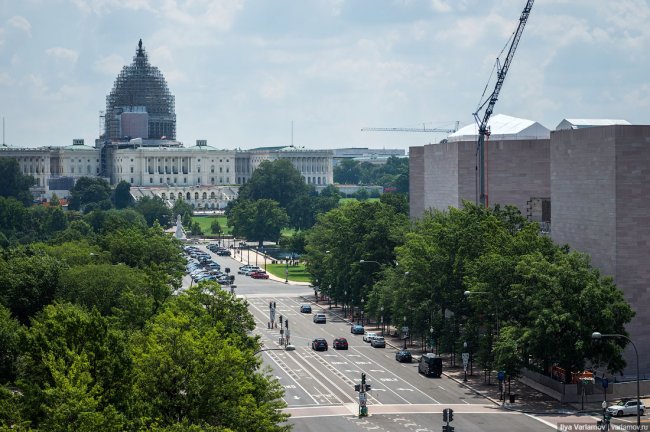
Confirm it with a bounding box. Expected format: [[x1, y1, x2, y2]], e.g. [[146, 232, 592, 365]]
[[344, 290, 347, 318], [359, 259, 380, 265], [430, 326, 434, 354], [380, 306, 384, 336], [592, 332, 641, 430], [403, 316, 408, 350], [360, 298, 365, 325], [463, 341, 468, 382]]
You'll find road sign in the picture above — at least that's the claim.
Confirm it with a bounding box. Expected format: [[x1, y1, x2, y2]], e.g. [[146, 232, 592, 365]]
[[359, 392, 367, 406], [601, 378, 608, 389], [401, 326, 409, 333], [497, 371, 505, 381], [462, 353, 469, 366]]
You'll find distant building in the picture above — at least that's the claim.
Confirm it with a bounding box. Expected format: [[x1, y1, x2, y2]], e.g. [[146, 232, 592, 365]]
[[332, 147, 405, 166], [555, 118, 631, 130]]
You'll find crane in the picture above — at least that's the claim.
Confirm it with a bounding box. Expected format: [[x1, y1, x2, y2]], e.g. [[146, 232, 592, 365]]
[[361, 121, 459, 134], [473, 0, 534, 207]]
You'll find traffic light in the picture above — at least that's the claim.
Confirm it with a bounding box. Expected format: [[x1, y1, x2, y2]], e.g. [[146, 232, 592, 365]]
[[443, 410, 448, 422], [285, 319, 289, 328], [442, 408, 454, 422], [442, 426, 454, 432], [354, 384, 360, 392], [448, 409, 453, 422], [279, 315, 283, 325]]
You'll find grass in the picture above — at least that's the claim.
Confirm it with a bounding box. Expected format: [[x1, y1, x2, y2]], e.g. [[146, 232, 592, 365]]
[[264, 263, 311, 283], [191, 215, 231, 234], [339, 197, 380, 204]]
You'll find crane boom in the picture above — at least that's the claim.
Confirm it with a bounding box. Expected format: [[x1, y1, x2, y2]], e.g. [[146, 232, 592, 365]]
[[361, 127, 456, 133], [474, 0, 534, 207]]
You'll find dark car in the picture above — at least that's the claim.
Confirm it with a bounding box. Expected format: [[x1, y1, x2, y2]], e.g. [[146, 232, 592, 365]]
[[395, 350, 412, 363], [350, 324, 365, 335], [311, 338, 328, 351], [300, 304, 312, 313], [333, 338, 348, 350], [250, 271, 269, 279], [217, 250, 231, 256], [418, 353, 443, 377]]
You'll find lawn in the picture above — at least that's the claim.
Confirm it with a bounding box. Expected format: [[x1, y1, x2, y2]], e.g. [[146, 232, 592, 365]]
[[339, 197, 380, 204], [265, 263, 311, 283], [191, 215, 231, 234]]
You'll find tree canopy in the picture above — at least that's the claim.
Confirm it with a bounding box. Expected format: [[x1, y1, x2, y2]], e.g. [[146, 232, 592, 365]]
[[228, 199, 289, 247], [68, 177, 112, 212], [0, 158, 35, 206]]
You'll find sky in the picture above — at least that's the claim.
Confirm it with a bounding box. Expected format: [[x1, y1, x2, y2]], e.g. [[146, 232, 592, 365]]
[[1, 0, 649, 152]]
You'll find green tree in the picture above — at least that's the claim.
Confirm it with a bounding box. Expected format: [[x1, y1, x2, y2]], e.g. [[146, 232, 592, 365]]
[[171, 197, 193, 221], [228, 199, 289, 247], [0, 158, 35, 206], [0, 305, 21, 383], [333, 160, 361, 184], [130, 285, 289, 431], [190, 221, 203, 236], [210, 219, 222, 235], [238, 159, 308, 209], [112, 181, 134, 209], [379, 193, 408, 215], [134, 196, 172, 227], [68, 177, 112, 212]]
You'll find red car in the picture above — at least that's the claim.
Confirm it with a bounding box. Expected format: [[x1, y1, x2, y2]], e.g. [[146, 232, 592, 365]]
[[333, 338, 348, 350], [250, 271, 269, 279]]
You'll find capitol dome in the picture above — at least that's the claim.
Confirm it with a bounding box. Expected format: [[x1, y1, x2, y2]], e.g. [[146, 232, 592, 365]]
[[104, 39, 176, 141]]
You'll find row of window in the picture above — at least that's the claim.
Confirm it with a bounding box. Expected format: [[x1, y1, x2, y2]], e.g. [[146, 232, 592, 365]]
[[161, 192, 222, 200], [305, 176, 327, 185], [144, 177, 231, 185]]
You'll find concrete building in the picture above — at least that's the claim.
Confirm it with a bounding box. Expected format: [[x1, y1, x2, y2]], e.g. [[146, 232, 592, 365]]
[[244, 146, 334, 187], [332, 147, 405, 167], [409, 114, 551, 221], [550, 124, 650, 376]]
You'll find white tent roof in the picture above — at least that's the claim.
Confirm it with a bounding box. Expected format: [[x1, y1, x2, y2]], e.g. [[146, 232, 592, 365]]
[[447, 114, 550, 142], [555, 118, 631, 130]]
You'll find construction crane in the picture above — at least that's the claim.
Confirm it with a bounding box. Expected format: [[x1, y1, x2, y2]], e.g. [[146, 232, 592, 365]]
[[473, 0, 534, 207], [361, 121, 459, 134]]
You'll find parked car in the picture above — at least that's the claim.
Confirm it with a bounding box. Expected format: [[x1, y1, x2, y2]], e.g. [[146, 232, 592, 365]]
[[606, 400, 645, 417], [311, 338, 328, 351], [370, 336, 386, 348], [418, 353, 443, 377], [250, 271, 269, 279], [238, 266, 253, 275], [395, 350, 412, 363], [299, 304, 312, 313], [350, 324, 365, 335], [313, 313, 327, 324], [333, 338, 348, 350], [217, 250, 231, 256], [363, 331, 377, 342]]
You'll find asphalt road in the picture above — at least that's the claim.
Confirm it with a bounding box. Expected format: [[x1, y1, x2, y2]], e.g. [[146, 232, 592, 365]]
[[185, 242, 617, 432]]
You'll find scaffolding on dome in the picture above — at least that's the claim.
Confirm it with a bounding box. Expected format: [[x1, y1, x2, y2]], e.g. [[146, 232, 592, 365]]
[[104, 39, 176, 142]]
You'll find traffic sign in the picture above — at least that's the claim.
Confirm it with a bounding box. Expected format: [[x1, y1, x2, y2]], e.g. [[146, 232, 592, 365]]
[[601, 378, 609, 389], [462, 353, 469, 366], [497, 371, 505, 381], [359, 392, 367, 407]]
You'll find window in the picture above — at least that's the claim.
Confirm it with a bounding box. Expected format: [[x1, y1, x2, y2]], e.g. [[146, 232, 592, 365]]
[[131, 178, 134, 183], [226, 167, 229, 173], [150, 177, 153, 184], [130, 167, 134, 173], [160, 178, 163, 184], [211, 165, 215, 173], [161, 193, 166, 199], [170, 193, 175, 199], [195, 192, 199, 200], [202, 192, 207, 199], [186, 192, 191, 200], [210, 192, 216, 199], [220, 167, 223, 173], [174, 177, 177, 183], [184, 177, 187, 183]]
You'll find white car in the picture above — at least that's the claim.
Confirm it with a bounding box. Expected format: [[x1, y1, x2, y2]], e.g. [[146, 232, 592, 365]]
[[363, 331, 377, 342], [606, 400, 645, 417]]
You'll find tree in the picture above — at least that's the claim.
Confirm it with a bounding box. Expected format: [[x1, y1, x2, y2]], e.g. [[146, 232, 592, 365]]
[[333, 160, 361, 184], [0, 158, 35, 206], [380, 193, 409, 215], [0, 305, 21, 383], [68, 177, 112, 212], [134, 196, 172, 227], [228, 199, 289, 247], [129, 285, 289, 431], [190, 221, 202, 236], [171, 198, 193, 221], [238, 159, 309, 209], [112, 180, 134, 209], [210, 219, 222, 235]]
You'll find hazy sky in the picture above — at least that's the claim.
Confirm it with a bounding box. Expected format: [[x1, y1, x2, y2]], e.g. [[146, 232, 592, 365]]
[[1, 0, 648, 151]]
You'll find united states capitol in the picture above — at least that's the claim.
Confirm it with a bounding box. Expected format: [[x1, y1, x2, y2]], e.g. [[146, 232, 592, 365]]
[[0, 40, 393, 209]]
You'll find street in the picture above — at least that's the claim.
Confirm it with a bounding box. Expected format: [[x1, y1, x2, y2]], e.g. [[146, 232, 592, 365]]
[[190, 243, 619, 432]]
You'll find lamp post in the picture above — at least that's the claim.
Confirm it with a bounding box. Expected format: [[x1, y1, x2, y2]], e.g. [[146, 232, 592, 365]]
[[463, 341, 468, 382], [430, 326, 434, 354], [344, 290, 347, 318], [328, 284, 332, 309], [403, 316, 408, 350], [592, 332, 641, 430], [359, 259, 380, 265], [380, 306, 384, 335], [360, 298, 365, 325]]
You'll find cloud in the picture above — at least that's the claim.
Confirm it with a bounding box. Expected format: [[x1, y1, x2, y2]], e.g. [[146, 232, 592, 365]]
[[430, 0, 451, 13], [93, 54, 126, 75], [434, 12, 512, 48], [0, 71, 13, 86], [259, 75, 286, 101], [7, 16, 32, 36], [160, 0, 244, 31], [70, 0, 153, 15], [46, 47, 79, 64]]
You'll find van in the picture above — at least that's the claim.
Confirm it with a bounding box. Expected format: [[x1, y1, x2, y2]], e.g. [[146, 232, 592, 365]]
[[418, 353, 442, 377]]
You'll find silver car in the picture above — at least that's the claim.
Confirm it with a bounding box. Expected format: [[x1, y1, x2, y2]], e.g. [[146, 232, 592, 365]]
[[606, 400, 645, 417], [370, 336, 385, 348]]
